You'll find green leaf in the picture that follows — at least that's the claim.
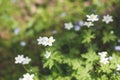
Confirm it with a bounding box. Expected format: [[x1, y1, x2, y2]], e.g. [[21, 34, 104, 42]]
[[28, 66, 39, 73], [102, 31, 117, 44], [100, 64, 112, 73], [81, 50, 99, 63], [43, 59, 54, 69], [51, 51, 63, 64], [101, 75, 108, 80], [71, 59, 81, 70], [82, 30, 95, 43]]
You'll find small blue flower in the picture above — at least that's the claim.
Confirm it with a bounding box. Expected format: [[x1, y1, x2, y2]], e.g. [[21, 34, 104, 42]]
[[77, 20, 84, 26], [14, 27, 20, 35], [74, 20, 84, 31], [114, 46, 120, 51], [74, 25, 80, 31]]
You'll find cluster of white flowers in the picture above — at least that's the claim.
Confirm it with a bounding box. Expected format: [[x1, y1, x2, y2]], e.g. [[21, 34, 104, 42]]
[[15, 13, 115, 79], [37, 36, 55, 46], [84, 14, 113, 28], [84, 14, 99, 28], [19, 73, 34, 80], [37, 36, 54, 59], [64, 14, 113, 29], [44, 51, 51, 59], [64, 22, 73, 30], [98, 51, 113, 64], [15, 55, 31, 65]]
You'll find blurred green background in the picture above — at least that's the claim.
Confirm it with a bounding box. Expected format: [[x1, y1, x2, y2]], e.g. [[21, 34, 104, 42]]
[[0, 0, 120, 80]]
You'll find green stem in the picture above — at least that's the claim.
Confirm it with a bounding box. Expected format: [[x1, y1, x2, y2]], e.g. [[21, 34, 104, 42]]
[[22, 65, 28, 72]]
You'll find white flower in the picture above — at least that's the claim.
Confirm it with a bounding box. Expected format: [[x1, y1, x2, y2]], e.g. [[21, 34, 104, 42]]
[[108, 56, 113, 60], [20, 41, 26, 47], [22, 57, 31, 64], [98, 51, 107, 58], [40, 37, 49, 46], [37, 36, 55, 46], [102, 14, 113, 24], [98, 51, 113, 64], [37, 37, 48, 46], [19, 78, 23, 80], [44, 51, 51, 59], [37, 37, 43, 45], [116, 64, 120, 71], [84, 22, 94, 28], [100, 57, 109, 64], [86, 14, 99, 22], [64, 22, 73, 30], [22, 73, 34, 80], [15, 55, 25, 64], [15, 55, 31, 65], [46, 36, 55, 46]]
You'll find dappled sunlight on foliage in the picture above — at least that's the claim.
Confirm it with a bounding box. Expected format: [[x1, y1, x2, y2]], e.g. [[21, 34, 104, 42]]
[[0, 0, 120, 80]]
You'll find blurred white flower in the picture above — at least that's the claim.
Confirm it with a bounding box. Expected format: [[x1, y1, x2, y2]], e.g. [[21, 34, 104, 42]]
[[86, 14, 99, 22], [118, 39, 120, 43], [37, 36, 55, 46], [15, 55, 25, 64], [100, 57, 109, 64], [44, 51, 51, 59], [110, 30, 114, 34], [108, 56, 113, 60], [22, 57, 31, 64], [98, 51, 112, 64], [64, 22, 73, 30], [84, 22, 94, 28], [22, 73, 34, 80], [98, 51, 107, 58], [117, 64, 120, 71], [102, 14, 113, 24], [20, 41, 26, 47], [19, 78, 23, 80]]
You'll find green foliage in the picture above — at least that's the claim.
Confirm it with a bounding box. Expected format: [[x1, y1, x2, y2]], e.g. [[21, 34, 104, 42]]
[[1, 0, 120, 80], [102, 31, 117, 44], [82, 30, 95, 43]]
